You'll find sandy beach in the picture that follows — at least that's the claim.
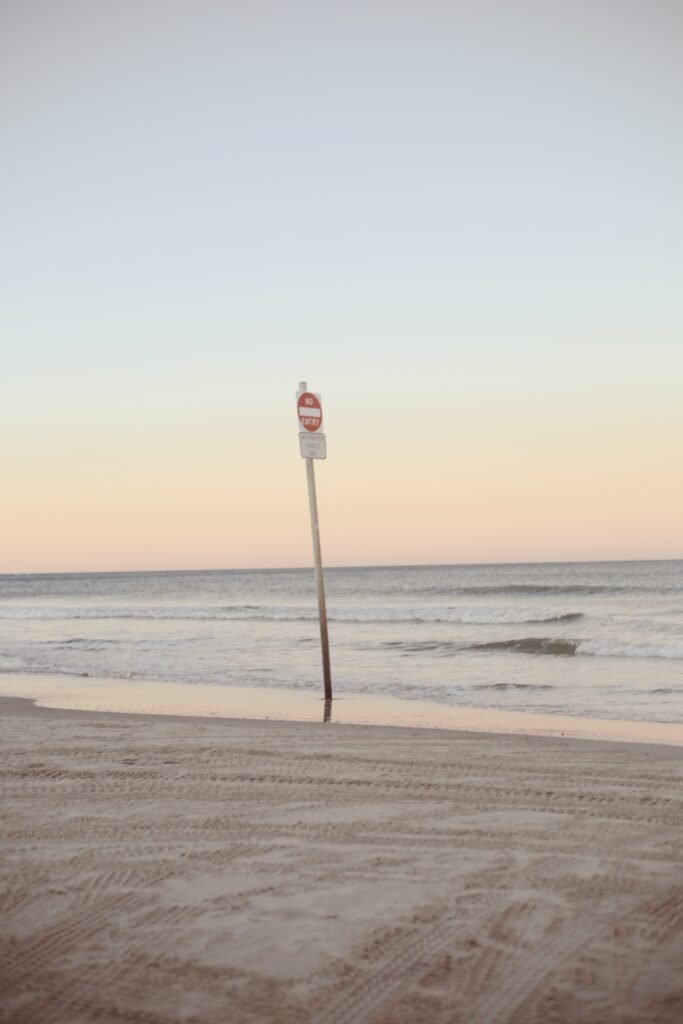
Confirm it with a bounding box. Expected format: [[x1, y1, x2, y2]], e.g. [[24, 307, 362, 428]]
[[1, 697, 682, 1024]]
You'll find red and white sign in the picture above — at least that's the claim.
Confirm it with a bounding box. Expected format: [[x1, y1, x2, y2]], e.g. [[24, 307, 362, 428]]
[[297, 391, 323, 433]]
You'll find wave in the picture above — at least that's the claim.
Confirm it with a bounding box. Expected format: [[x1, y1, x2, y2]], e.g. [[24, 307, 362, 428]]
[[0, 655, 29, 673], [0, 604, 583, 626], [0, 604, 313, 622], [375, 635, 683, 661], [376, 640, 466, 656], [469, 682, 555, 691], [577, 640, 683, 661], [420, 584, 637, 597], [470, 637, 683, 660], [471, 638, 580, 657], [0, 663, 139, 680]]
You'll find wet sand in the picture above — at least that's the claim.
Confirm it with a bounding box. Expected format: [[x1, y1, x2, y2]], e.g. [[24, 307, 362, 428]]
[[2, 672, 682, 745], [1, 696, 682, 1023]]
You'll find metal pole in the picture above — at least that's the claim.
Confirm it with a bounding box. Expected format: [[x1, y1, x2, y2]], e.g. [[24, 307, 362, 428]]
[[299, 380, 332, 702]]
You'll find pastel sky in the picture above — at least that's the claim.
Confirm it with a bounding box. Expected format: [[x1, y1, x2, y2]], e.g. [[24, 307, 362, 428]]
[[2, 0, 682, 572]]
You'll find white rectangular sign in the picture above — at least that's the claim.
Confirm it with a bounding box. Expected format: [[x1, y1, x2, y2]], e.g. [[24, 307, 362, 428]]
[[299, 431, 327, 459]]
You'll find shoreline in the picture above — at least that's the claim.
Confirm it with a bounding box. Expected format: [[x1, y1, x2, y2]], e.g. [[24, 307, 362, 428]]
[[1, 671, 682, 747], [3, 695, 683, 763]]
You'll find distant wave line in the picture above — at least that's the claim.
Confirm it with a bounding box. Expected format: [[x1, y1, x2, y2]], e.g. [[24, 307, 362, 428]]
[[418, 584, 681, 597], [0, 605, 584, 626]]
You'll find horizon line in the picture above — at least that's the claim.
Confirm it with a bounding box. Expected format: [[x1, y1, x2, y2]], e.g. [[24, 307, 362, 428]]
[[2, 556, 682, 578]]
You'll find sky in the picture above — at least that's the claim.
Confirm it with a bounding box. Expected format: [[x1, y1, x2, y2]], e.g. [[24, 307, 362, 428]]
[[2, 0, 682, 572]]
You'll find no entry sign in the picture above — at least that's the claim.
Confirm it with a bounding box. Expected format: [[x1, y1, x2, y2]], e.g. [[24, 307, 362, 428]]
[[297, 391, 323, 433]]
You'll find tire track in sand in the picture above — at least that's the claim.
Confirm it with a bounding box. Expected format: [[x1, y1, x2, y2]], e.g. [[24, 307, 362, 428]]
[[313, 895, 502, 1024], [466, 889, 681, 1024]]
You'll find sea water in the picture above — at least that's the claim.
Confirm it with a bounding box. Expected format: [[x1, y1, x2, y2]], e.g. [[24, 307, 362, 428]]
[[0, 561, 681, 725]]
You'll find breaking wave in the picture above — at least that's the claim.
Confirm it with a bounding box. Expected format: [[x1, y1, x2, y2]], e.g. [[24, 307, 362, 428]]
[[471, 638, 580, 657], [577, 640, 683, 661], [470, 638, 683, 660], [374, 635, 683, 660]]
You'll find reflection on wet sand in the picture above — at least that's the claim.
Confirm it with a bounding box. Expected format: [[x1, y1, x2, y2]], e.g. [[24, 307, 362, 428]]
[[1, 675, 682, 746]]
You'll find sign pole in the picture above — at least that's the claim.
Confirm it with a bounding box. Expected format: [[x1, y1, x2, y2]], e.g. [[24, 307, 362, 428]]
[[299, 381, 332, 702]]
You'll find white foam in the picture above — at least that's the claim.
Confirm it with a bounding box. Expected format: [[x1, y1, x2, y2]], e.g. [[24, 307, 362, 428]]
[[578, 640, 683, 661]]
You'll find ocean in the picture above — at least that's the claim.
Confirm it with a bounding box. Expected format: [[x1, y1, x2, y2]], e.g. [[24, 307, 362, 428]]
[[0, 560, 681, 727]]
